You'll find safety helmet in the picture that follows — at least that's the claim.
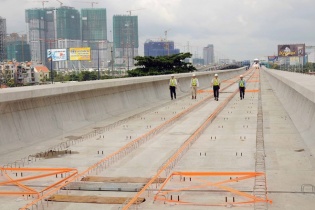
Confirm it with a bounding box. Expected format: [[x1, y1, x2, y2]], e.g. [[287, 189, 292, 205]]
[[214, 74, 218, 76], [240, 75, 243, 78], [192, 74, 196, 76]]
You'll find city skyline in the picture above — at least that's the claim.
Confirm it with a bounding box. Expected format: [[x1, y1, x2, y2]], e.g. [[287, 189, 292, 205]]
[[1, 0, 315, 61]]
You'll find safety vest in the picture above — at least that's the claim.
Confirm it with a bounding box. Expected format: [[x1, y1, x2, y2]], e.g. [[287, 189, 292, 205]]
[[239, 80, 244, 87], [213, 79, 219, 86], [170, 79, 176, 86], [192, 78, 197, 86]]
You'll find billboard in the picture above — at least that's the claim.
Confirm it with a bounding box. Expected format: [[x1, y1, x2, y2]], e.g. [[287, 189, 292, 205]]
[[47, 49, 67, 61], [268, 56, 278, 62], [69, 47, 91, 61], [278, 44, 305, 57], [289, 57, 300, 65]]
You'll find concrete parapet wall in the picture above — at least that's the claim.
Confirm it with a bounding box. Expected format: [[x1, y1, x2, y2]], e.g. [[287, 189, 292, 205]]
[[0, 68, 245, 152], [264, 69, 315, 152]]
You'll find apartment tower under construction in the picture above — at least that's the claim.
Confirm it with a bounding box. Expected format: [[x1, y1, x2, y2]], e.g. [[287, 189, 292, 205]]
[[81, 8, 112, 69], [113, 15, 138, 69], [0, 17, 6, 62], [25, 6, 81, 69]]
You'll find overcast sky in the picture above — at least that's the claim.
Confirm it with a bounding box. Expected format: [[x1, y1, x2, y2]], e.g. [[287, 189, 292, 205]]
[[1, 0, 315, 61]]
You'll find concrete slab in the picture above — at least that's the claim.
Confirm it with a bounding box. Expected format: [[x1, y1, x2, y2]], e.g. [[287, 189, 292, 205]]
[[2, 68, 315, 210]]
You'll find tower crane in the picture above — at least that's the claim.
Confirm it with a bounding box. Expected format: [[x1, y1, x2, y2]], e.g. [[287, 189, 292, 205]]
[[32, 0, 49, 9], [56, 0, 63, 6], [126, 8, 145, 16], [164, 29, 171, 56], [73, 1, 98, 8], [164, 29, 171, 41]]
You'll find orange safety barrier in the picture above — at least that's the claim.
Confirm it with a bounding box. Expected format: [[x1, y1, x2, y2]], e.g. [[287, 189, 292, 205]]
[[0, 167, 78, 197], [245, 89, 260, 93], [154, 171, 272, 206], [197, 90, 213, 93]]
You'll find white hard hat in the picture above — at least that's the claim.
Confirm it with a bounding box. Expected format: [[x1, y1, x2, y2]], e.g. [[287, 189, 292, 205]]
[[240, 75, 243, 77], [214, 74, 218, 76], [171, 74, 174, 77], [192, 74, 196, 76]]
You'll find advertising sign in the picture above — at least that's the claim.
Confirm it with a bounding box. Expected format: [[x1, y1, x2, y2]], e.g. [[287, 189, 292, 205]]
[[69, 47, 91, 61], [268, 56, 278, 62], [289, 57, 300, 65], [47, 49, 67, 61], [278, 44, 305, 57]]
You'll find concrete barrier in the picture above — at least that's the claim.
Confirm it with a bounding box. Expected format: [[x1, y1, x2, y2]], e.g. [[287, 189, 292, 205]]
[[263, 69, 315, 153], [0, 68, 245, 153]]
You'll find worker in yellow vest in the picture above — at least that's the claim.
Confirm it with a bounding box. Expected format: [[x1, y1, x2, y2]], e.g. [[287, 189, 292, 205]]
[[169, 74, 177, 100], [190, 74, 199, 99], [211, 73, 221, 101], [239, 75, 246, 100]]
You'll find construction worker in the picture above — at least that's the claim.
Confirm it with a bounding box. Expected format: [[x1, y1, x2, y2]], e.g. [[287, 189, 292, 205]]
[[169, 74, 177, 100], [239, 75, 246, 100], [190, 74, 199, 99], [211, 73, 221, 101]]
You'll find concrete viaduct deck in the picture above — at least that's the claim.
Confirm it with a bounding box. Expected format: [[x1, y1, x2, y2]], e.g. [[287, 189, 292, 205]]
[[0, 67, 315, 210]]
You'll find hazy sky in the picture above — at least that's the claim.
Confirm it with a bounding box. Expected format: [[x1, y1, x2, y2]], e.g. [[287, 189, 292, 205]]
[[1, 0, 314, 60]]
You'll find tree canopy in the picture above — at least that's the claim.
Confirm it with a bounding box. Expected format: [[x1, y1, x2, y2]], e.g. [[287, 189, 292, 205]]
[[128, 53, 196, 77]]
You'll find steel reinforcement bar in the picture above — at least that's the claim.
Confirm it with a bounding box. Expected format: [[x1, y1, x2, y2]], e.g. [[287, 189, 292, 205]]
[[18, 71, 250, 210], [121, 69, 256, 210]]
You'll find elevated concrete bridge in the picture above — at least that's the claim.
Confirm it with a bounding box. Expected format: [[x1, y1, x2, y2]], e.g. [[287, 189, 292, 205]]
[[0, 67, 315, 210]]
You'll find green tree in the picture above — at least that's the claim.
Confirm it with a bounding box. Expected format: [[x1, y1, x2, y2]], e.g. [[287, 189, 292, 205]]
[[7, 78, 15, 87], [80, 71, 97, 81], [128, 53, 196, 77]]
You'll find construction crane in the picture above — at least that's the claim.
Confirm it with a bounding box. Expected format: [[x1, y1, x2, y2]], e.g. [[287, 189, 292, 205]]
[[73, 1, 98, 8], [126, 8, 145, 16], [164, 29, 171, 56], [164, 29, 171, 41], [56, 0, 63, 6], [32, 0, 49, 9]]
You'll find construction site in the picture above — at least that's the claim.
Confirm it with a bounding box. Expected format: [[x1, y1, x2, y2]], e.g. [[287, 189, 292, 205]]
[[113, 15, 139, 69], [0, 16, 6, 62], [1, 66, 315, 210]]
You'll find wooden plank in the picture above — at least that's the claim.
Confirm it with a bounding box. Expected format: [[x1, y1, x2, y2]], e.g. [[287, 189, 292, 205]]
[[46, 195, 145, 204], [81, 176, 166, 184]]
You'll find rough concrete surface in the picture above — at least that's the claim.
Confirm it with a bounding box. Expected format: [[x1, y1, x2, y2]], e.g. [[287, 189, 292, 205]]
[[1, 67, 315, 210]]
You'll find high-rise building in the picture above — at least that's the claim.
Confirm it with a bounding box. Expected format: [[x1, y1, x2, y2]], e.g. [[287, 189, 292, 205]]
[[26, 7, 113, 71], [203, 44, 214, 65], [81, 8, 107, 41], [0, 17, 6, 62], [26, 7, 81, 69], [113, 15, 138, 69], [6, 33, 31, 62], [144, 40, 180, 57], [81, 8, 111, 69]]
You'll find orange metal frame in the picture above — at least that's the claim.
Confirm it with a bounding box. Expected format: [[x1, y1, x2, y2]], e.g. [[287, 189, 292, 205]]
[[0, 167, 78, 197], [154, 171, 272, 206], [16, 69, 254, 210], [122, 68, 258, 209]]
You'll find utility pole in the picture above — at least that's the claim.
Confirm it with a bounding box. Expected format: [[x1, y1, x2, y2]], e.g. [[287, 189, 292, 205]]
[[97, 45, 100, 79]]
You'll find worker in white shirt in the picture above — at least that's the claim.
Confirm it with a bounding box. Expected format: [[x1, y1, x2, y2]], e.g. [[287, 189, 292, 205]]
[[169, 74, 177, 100], [239, 75, 246, 100], [190, 73, 199, 99], [211, 73, 221, 101]]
